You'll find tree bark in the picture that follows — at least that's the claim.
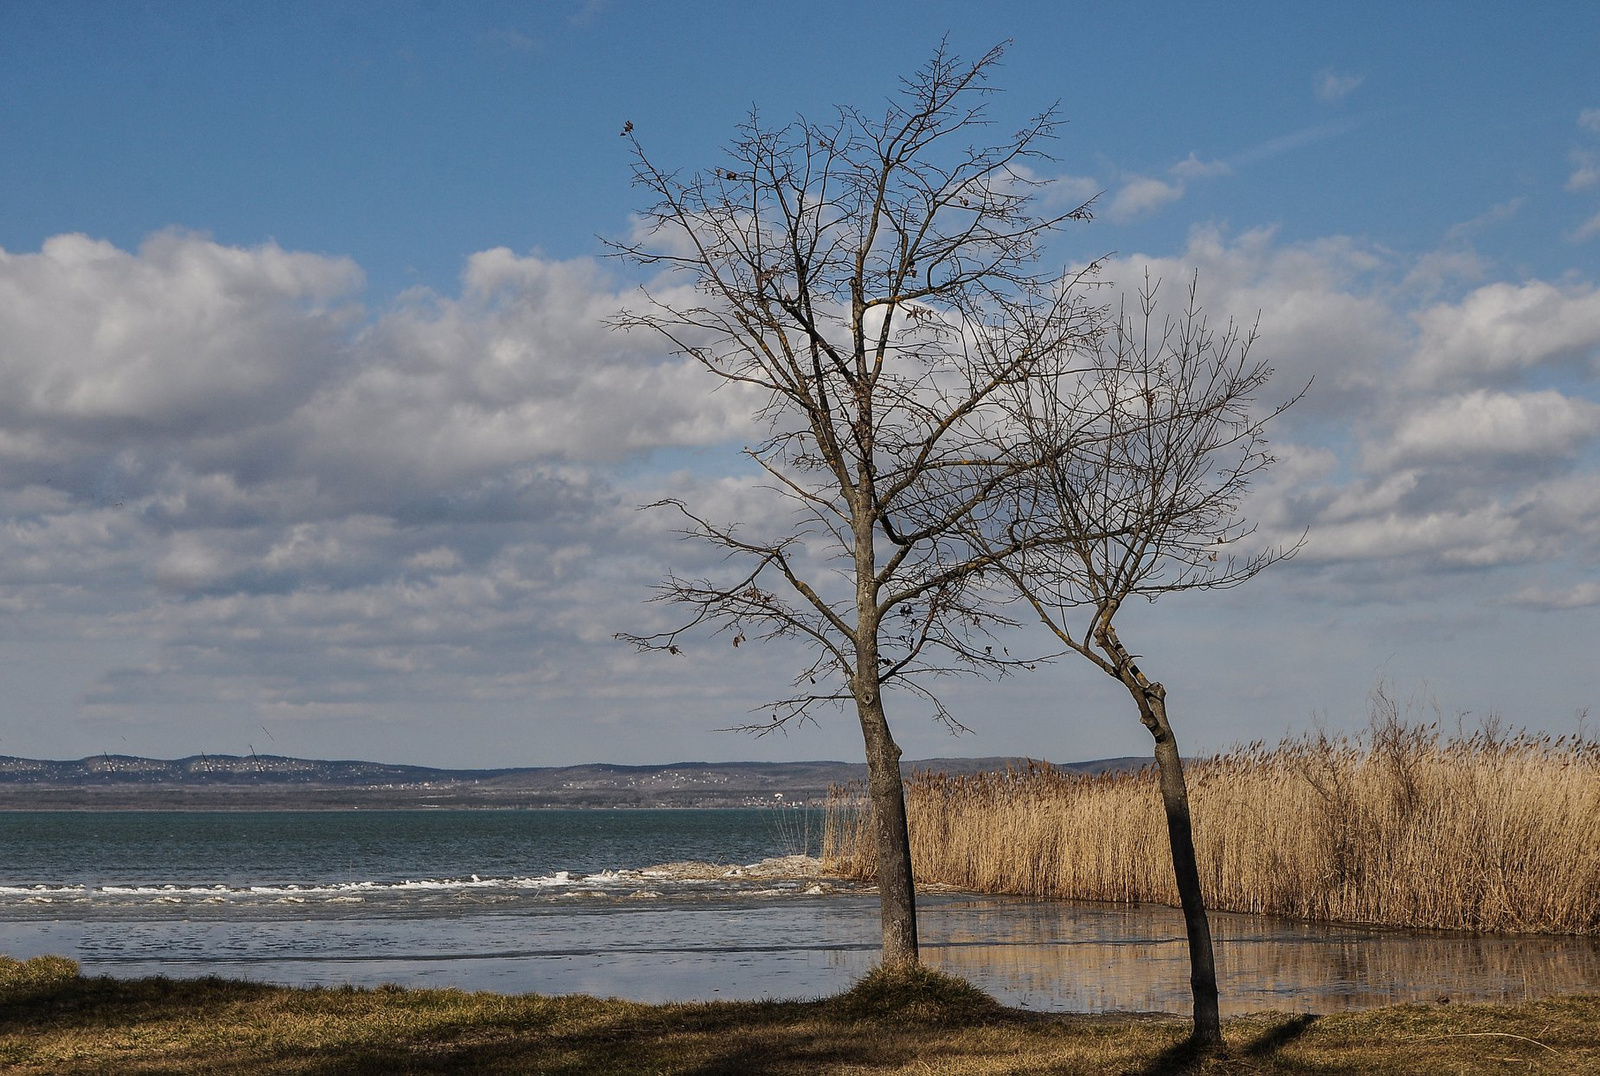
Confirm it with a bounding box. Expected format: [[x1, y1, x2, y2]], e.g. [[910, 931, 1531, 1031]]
[[859, 693, 918, 966], [1136, 686, 1222, 1047], [852, 505, 919, 965]]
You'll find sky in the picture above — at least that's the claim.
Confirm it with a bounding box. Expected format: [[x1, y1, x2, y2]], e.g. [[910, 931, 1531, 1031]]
[[1, 1, 1598, 769]]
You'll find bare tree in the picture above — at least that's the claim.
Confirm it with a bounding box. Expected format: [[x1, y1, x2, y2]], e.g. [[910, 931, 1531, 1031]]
[[612, 43, 1098, 966], [991, 274, 1302, 1045]]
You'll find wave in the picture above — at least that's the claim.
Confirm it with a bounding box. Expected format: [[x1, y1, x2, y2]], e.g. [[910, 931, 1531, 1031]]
[[0, 857, 843, 909]]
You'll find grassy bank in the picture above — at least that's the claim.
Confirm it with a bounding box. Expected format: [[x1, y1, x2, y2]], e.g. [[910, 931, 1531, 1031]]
[[2, 957, 1596, 1074], [824, 704, 1600, 934]]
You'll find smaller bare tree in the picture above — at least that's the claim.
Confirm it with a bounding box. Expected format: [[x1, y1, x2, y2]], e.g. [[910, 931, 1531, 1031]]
[[991, 273, 1302, 1047]]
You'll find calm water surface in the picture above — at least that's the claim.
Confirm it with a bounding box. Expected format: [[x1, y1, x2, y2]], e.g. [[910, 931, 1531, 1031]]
[[1, 810, 1595, 1015]]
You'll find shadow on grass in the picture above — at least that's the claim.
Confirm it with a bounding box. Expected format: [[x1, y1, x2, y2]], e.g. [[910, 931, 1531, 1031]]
[[0, 968, 280, 1035], [1242, 1013, 1318, 1057], [1126, 1013, 1319, 1076], [13, 958, 1438, 1076], [0, 961, 1043, 1075]]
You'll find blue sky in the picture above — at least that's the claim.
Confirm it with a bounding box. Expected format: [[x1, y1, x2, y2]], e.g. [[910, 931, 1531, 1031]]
[[2, 2, 1598, 767]]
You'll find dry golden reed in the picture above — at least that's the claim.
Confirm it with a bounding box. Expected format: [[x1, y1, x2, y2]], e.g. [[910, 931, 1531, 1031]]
[[823, 694, 1600, 934]]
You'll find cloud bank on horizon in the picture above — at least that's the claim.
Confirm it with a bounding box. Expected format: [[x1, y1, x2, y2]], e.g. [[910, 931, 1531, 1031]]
[[0, 3, 1596, 767]]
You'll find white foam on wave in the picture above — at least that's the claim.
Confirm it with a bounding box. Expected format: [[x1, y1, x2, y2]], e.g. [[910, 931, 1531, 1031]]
[[0, 884, 87, 897], [0, 859, 841, 908], [0, 868, 737, 903]]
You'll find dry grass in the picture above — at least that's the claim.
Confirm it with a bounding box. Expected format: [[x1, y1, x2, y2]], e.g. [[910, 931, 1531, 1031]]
[[824, 694, 1600, 934], [3, 956, 1598, 1074]]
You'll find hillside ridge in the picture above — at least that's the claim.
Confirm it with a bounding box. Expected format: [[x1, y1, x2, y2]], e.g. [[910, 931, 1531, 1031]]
[[0, 753, 1146, 809]]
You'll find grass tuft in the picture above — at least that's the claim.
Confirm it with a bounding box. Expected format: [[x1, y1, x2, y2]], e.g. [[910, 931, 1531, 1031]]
[[0, 956, 80, 999], [824, 964, 1002, 1026]]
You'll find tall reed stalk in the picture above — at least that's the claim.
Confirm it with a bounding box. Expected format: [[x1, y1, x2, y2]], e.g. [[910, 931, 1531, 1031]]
[[822, 700, 1600, 934]]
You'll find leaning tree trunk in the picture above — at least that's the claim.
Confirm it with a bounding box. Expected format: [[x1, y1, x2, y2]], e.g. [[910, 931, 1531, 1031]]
[[1137, 686, 1221, 1046], [1099, 626, 1221, 1047]]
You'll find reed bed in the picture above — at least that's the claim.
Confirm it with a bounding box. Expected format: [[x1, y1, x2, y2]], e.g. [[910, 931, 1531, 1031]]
[[823, 701, 1600, 934]]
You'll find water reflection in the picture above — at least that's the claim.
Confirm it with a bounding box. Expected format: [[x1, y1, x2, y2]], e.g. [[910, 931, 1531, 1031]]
[[917, 895, 1600, 1014], [2, 891, 1595, 1014]]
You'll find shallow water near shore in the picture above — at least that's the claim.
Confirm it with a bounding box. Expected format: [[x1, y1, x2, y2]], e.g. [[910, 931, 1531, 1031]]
[[1, 809, 1596, 1014]]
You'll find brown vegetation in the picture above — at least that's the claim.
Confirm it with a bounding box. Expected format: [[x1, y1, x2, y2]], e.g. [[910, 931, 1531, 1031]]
[[824, 701, 1600, 934]]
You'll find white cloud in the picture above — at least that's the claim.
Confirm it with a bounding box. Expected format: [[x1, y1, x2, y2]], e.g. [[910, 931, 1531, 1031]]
[[0, 234, 759, 515], [288, 248, 758, 498], [1036, 172, 1101, 211], [1084, 228, 1600, 602], [1230, 119, 1362, 169], [1096, 226, 1405, 417], [1511, 581, 1600, 609], [1170, 153, 1231, 180], [1106, 176, 1185, 222], [1569, 150, 1600, 192], [0, 232, 780, 739], [1581, 108, 1600, 134], [1442, 198, 1524, 244], [407, 546, 462, 572], [1376, 390, 1600, 466], [1298, 499, 1545, 568], [1569, 208, 1600, 244], [1315, 70, 1364, 103], [5, 225, 1600, 758], [0, 231, 360, 435], [1409, 280, 1600, 383]]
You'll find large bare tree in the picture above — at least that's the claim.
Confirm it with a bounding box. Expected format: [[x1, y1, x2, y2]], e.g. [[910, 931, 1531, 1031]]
[[992, 274, 1301, 1045], [613, 44, 1098, 966]]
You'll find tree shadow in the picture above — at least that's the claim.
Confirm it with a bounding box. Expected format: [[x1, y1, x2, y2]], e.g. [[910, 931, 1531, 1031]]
[[1125, 1013, 1319, 1075], [1241, 1013, 1318, 1058]]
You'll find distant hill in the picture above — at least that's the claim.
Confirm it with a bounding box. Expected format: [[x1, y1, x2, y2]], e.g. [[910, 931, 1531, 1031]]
[[0, 753, 1147, 810]]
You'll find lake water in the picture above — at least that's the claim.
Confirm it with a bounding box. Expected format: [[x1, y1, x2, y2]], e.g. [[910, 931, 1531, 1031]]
[[1, 809, 1596, 1015]]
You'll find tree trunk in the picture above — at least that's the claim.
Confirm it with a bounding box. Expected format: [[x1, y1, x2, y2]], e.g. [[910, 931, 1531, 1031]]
[[1096, 623, 1220, 1046], [859, 693, 918, 966], [1137, 686, 1222, 1048], [849, 456, 918, 966]]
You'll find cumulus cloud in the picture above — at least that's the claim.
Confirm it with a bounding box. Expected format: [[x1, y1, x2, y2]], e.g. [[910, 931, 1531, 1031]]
[[0, 234, 757, 512], [1094, 226, 1405, 419], [1298, 497, 1547, 569], [288, 248, 758, 501], [0, 231, 359, 443], [1088, 228, 1600, 603], [0, 232, 778, 740], [1408, 280, 1600, 382], [5, 225, 1600, 756], [1376, 390, 1600, 466]]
